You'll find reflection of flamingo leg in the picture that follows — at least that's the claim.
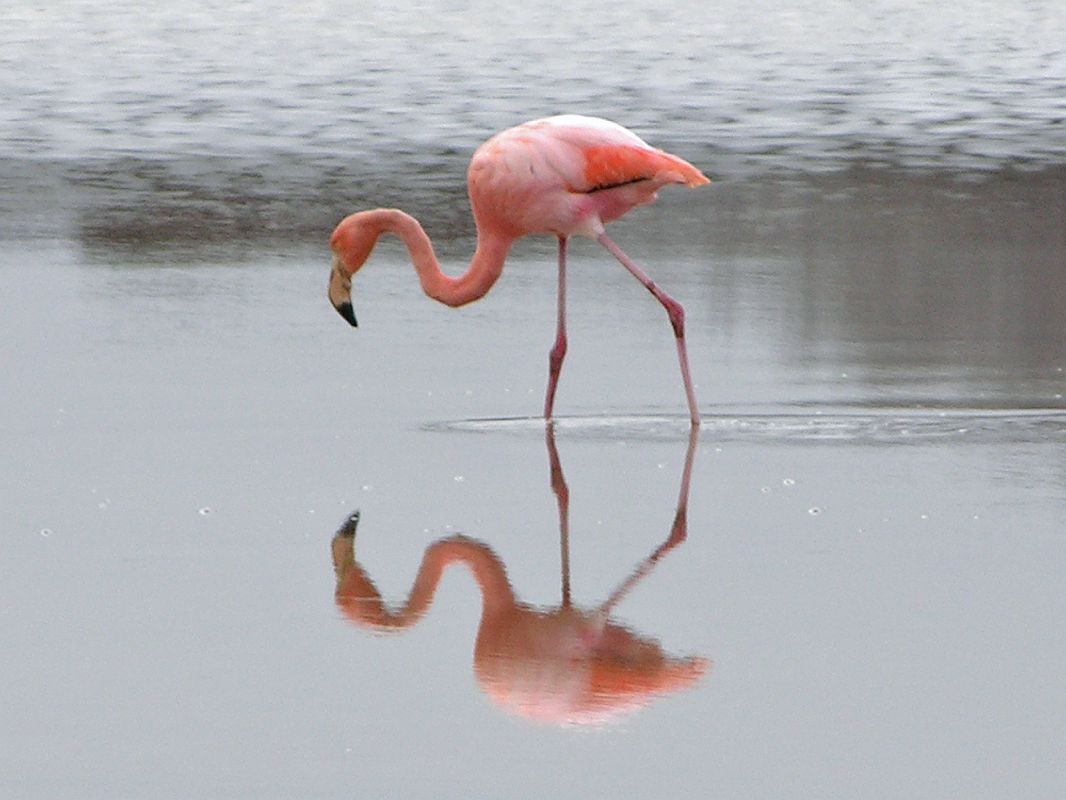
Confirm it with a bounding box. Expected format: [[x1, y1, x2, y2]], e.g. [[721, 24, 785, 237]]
[[545, 423, 571, 607], [665, 424, 700, 550], [597, 426, 700, 616]]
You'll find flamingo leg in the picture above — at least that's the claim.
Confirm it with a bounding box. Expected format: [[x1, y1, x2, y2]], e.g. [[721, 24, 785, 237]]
[[543, 235, 569, 420], [596, 233, 701, 426]]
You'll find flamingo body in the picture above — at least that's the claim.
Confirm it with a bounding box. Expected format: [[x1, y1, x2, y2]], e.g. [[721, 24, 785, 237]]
[[329, 114, 709, 423], [466, 115, 708, 238]]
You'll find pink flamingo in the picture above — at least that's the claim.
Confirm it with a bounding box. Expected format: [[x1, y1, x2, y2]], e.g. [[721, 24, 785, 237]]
[[328, 115, 710, 425]]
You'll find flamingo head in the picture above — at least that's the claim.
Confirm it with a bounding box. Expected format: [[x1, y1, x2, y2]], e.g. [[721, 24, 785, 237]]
[[328, 253, 358, 327], [329, 212, 382, 328]]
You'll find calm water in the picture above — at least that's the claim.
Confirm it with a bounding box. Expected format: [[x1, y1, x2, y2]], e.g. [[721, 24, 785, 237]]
[[3, 1, 1066, 798]]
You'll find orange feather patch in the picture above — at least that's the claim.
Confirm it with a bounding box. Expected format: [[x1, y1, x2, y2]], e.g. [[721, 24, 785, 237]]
[[582, 145, 708, 192]]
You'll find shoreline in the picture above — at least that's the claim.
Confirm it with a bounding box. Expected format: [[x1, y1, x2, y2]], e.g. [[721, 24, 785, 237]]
[[3, 154, 1064, 250]]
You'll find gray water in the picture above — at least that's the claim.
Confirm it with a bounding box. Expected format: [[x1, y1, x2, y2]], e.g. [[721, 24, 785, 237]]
[[3, 1, 1066, 798]]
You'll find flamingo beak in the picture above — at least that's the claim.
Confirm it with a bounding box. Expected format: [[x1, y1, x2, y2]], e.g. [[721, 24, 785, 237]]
[[328, 256, 358, 327], [334, 301, 358, 328]]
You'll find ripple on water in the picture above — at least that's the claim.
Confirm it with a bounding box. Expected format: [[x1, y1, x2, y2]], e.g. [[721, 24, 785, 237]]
[[425, 406, 1066, 444]]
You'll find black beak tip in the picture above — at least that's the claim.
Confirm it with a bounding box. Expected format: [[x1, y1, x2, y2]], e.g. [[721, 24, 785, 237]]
[[335, 302, 358, 327], [335, 509, 361, 539]]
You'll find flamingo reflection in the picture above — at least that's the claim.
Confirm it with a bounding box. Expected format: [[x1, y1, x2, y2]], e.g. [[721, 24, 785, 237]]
[[330, 426, 708, 726]]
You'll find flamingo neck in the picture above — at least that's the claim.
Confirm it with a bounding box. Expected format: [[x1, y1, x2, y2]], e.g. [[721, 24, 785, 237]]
[[339, 209, 513, 308]]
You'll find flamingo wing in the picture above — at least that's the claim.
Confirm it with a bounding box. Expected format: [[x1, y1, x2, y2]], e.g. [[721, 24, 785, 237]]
[[519, 115, 709, 193]]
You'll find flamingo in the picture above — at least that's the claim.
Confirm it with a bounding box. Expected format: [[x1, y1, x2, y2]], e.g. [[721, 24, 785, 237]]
[[328, 115, 710, 425]]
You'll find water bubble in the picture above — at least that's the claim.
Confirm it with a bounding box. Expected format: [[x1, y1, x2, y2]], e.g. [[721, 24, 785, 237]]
[[808, 507, 823, 515], [198, 507, 212, 516], [782, 478, 796, 486], [454, 475, 465, 482], [760, 486, 771, 494], [40, 528, 52, 537]]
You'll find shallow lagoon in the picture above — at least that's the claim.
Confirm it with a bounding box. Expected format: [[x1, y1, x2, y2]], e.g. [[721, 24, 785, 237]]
[[3, 173, 1065, 796], [3, 0, 1066, 795]]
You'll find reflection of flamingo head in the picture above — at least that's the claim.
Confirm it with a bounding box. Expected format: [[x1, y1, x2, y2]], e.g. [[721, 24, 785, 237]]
[[474, 609, 710, 727]]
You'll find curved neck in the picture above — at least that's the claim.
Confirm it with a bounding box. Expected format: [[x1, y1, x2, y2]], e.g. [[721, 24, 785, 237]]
[[335, 209, 513, 308], [334, 535, 517, 631]]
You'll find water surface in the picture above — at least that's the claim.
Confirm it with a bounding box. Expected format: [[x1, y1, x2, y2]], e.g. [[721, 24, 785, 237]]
[[3, 1, 1066, 798]]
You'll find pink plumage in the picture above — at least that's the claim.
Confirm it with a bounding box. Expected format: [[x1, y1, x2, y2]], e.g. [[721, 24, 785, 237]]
[[467, 115, 708, 237]]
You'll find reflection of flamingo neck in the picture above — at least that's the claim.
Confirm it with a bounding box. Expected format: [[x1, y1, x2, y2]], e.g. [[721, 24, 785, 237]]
[[334, 535, 516, 631]]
